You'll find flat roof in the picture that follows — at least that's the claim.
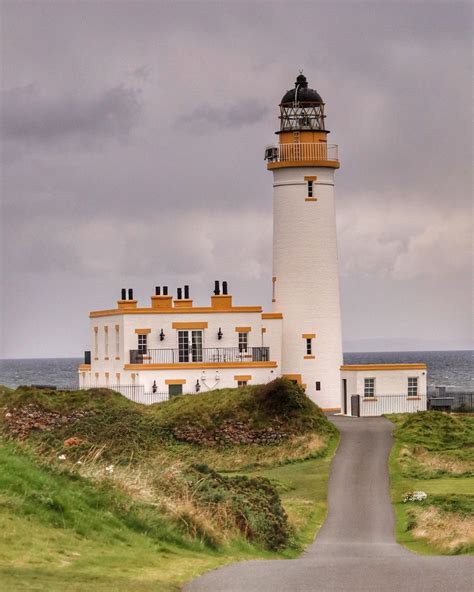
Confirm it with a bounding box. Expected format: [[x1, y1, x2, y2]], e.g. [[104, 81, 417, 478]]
[[340, 363, 427, 371]]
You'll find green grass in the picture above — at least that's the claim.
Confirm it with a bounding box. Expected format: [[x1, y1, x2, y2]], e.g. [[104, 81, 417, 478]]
[[0, 381, 339, 590], [388, 412, 474, 555]]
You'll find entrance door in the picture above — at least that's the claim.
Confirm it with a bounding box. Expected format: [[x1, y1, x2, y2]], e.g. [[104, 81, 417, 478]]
[[169, 384, 183, 397], [342, 379, 348, 415], [178, 330, 203, 362]]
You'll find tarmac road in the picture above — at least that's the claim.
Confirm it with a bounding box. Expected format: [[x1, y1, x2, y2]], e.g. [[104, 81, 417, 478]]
[[185, 415, 473, 591]]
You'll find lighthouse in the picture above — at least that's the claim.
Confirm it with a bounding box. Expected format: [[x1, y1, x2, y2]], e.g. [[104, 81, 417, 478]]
[[265, 73, 343, 410]]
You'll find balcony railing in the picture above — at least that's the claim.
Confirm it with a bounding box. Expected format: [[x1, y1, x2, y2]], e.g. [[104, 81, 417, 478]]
[[265, 142, 338, 163], [129, 347, 270, 365]]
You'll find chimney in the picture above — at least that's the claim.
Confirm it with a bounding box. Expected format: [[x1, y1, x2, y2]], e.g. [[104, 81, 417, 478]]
[[155, 286, 161, 296], [211, 280, 232, 309], [118, 287, 137, 310], [174, 285, 193, 308], [151, 284, 173, 310]]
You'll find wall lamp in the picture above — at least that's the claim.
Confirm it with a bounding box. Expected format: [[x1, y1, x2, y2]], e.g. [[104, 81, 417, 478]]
[[217, 328, 223, 340], [195, 380, 201, 393], [160, 329, 165, 341]]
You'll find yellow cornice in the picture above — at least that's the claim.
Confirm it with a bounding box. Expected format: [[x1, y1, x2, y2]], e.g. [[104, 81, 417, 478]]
[[124, 361, 278, 370], [340, 364, 427, 371], [261, 312, 283, 319], [267, 160, 340, 170], [90, 306, 263, 318]]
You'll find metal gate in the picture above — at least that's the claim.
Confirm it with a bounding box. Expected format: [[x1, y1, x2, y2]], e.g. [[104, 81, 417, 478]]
[[351, 395, 360, 417]]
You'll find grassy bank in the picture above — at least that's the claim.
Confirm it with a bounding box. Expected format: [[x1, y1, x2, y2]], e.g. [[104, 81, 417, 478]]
[[0, 380, 338, 591], [388, 411, 474, 555]]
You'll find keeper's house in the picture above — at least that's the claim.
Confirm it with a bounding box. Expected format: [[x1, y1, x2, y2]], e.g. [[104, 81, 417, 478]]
[[79, 283, 283, 401]]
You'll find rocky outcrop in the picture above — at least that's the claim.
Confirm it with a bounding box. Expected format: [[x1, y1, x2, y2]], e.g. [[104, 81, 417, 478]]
[[2, 404, 92, 440], [171, 419, 291, 447]]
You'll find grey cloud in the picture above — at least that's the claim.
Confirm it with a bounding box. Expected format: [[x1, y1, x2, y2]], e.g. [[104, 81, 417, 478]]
[[178, 100, 269, 133], [1, 84, 142, 144]]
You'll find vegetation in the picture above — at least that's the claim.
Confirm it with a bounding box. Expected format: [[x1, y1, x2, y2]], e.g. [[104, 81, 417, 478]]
[[0, 379, 339, 591], [388, 411, 474, 555]]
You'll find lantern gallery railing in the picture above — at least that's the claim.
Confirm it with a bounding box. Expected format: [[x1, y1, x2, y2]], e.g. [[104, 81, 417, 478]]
[[264, 142, 338, 163], [129, 347, 270, 365]]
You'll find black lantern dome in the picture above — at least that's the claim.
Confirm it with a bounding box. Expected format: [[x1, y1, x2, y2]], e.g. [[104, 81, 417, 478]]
[[278, 73, 326, 133], [280, 74, 323, 105]]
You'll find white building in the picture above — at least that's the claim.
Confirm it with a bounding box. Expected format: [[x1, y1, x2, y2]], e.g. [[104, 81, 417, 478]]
[[79, 74, 427, 414]]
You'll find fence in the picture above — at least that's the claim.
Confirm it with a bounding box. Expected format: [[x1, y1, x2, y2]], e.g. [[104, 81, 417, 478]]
[[428, 390, 474, 413], [350, 394, 428, 417], [129, 346, 270, 365]]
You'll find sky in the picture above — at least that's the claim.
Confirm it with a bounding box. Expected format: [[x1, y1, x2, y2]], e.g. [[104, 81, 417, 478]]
[[0, 0, 472, 359]]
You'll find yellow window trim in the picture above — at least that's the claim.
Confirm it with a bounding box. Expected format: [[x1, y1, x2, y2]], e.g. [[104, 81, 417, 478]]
[[304, 355, 315, 359], [234, 375, 252, 381], [235, 326, 251, 333], [304, 175, 317, 180], [165, 379, 187, 385], [302, 333, 316, 339], [172, 322, 208, 330], [135, 328, 151, 334], [282, 374, 302, 385], [305, 198, 318, 202]]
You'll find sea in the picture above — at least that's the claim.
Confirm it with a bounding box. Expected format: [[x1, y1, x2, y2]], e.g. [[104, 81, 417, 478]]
[[0, 351, 472, 392]]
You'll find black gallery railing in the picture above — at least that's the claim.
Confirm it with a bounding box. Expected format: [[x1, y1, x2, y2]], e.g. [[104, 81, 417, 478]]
[[129, 347, 270, 364]]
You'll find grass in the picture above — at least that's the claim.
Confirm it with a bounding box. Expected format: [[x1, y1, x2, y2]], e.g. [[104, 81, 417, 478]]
[[0, 380, 339, 590], [388, 412, 474, 555]]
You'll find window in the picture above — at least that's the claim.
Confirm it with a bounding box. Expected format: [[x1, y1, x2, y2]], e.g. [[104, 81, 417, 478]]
[[115, 325, 120, 357], [104, 326, 109, 358], [138, 334, 147, 354], [306, 338, 312, 355], [408, 377, 418, 397], [364, 378, 375, 397], [307, 180, 313, 198], [237, 381, 248, 388], [315, 381, 321, 391], [93, 327, 98, 358], [238, 332, 248, 353]]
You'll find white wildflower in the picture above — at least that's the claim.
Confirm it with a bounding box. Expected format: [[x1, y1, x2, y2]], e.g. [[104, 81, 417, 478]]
[[5, 412, 11, 418], [58, 454, 66, 461], [76, 461, 82, 465], [105, 464, 114, 474], [403, 491, 427, 503]]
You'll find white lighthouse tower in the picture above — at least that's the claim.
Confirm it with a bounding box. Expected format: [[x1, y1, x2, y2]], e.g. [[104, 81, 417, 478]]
[[265, 73, 343, 410]]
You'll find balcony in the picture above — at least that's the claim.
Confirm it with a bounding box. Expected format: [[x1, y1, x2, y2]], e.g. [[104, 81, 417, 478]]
[[129, 347, 270, 365], [265, 142, 339, 166]]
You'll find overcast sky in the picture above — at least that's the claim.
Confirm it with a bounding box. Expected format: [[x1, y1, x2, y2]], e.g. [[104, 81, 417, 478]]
[[1, 0, 472, 359]]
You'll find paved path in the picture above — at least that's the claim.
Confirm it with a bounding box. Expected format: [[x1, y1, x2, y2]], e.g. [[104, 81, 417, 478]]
[[185, 416, 473, 591]]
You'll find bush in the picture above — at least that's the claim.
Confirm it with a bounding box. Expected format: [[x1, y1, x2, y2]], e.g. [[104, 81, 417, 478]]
[[187, 464, 290, 550]]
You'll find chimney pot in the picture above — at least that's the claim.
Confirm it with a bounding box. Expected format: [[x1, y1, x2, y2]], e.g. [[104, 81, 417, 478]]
[[177, 287, 182, 300], [121, 288, 126, 300], [128, 288, 133, 300], [163, 286, 168, 295], [222, 281, 228, 295], [184, 285, 190, 299], [214, 280, 220, 295], [155, 286, 161, 296]]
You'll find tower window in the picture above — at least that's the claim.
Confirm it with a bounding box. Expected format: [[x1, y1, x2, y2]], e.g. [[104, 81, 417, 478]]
[[315, 381, 321, 391], [364, 378, 375, 397], [307, 180, 313, 198], [138, 334, 147, 354], [238, 332, 248, 353], [408, 377, 418, 397], [306, 338, 312, 355]]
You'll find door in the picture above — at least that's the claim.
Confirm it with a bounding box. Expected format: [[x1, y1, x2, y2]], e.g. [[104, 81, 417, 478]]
[[351, 395, 360, 418], [342, 379, 347, 415], [178, 330, 203, 362], [168, 384, 183, 397]]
